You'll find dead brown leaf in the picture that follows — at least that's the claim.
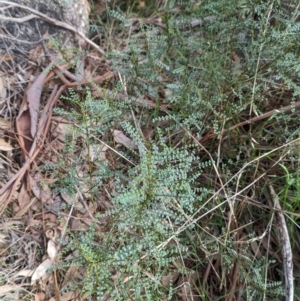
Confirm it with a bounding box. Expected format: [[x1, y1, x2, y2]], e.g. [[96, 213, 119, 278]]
[[49, 291, 78, 301], [84, 144, 108, 162], [250, 239, 262, 258], [29, 174, 53, 203], [0, 284, 20, 296], [31, 258, 53, 284], [15, 184, 36, 217], [0, 137, 13, 151], [51, 120, 75, 144], [36, 212, 58, 225], [28, 44, 44, 64], [61, 265, 79, 288], [23, 68, 34, 82], [14, 269, 34, 278], [16, 68, 54, 158], [161, 271, 180, 286], [16, 108, 32, 156], [70, 218, 89, 231], [61, 192, 85, 213], [113, 130, 137, 148], [0, 117, 10, 130], [28, 72, 48, 136], [35, 291, 46, 301], [17, 183, 32, 212], [47, 240, 58, 261], [16, 198, 37, 217]]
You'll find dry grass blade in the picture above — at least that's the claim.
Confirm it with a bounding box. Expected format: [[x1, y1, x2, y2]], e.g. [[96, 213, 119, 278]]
[[268, 184, 294, 301]]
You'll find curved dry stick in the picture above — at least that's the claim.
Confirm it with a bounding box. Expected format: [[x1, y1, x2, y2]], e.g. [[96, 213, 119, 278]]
[[0, 13, 37, 23], [52, 67, 116, 89], [45, 63, 69, 83]]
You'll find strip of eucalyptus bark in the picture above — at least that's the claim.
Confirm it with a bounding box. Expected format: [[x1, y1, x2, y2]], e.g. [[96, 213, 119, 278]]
[[269, 184, 294, 301]]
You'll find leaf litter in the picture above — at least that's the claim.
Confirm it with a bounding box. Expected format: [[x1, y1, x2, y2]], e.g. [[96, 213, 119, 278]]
[[0, 28, 116, 297]]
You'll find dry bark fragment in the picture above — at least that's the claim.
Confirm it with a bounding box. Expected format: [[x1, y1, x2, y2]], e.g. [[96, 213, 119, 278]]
[[269, 184, 294, 301]]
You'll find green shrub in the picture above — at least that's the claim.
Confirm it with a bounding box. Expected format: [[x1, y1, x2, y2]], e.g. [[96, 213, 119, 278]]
[[49, 0, 300, 299]]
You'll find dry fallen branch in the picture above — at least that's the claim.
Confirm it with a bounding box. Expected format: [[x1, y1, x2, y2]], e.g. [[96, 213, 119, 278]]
[[198, 99, 300, 145], [52, 67, 116, 88], [268, 184, 294, 301], [229, 99, 300, 131]]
